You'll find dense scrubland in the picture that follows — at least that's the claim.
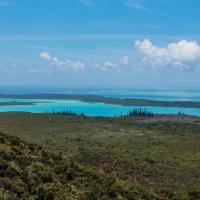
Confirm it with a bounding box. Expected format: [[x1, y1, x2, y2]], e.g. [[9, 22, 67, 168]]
[[1, 132, 151, 199], [0, 112, 200, 199]]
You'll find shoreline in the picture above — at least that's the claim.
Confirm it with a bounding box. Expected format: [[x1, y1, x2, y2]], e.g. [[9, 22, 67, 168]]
[[1, 93, 200, 108], [0, 111, 199, 122]]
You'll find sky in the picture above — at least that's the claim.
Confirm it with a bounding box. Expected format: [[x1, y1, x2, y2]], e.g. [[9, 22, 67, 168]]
[[0, 0, 200, 89]]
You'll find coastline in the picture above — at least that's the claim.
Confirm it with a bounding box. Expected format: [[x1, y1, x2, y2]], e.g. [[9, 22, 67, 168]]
[[1, 94, 200, 108]]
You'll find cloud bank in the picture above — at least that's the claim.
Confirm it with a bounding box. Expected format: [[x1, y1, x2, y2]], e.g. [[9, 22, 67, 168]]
[[37, 39, 200, 75], [39, 52, 85, 71], [135, 39, 200, 71]]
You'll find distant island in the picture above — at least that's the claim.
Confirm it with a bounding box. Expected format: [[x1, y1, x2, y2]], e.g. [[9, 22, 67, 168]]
[[1, 94, 200, 108], [0, 102, 37, 106]]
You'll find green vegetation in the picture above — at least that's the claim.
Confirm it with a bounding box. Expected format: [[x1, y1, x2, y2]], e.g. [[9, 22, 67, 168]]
[[1, 94, 200, 108], [127, 108, 154, 117], [1, 132, 152, 200], [0, 113, 200, 199], [51, 108, 153, 117], [50, 110, 85, 117]]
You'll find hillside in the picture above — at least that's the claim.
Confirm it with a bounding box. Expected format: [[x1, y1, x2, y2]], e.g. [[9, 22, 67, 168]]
[[0, 132, 159, 200], [0, 113, 200, 199]]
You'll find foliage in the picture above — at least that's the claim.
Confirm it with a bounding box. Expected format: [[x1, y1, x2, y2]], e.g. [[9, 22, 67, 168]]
[[0, 113, 200, 199], [127, 108, 154, 117], [0, 132, 162, 200]]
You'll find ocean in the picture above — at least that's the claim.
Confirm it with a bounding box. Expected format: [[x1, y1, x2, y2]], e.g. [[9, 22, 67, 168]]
[[0, 87, 200, 116]]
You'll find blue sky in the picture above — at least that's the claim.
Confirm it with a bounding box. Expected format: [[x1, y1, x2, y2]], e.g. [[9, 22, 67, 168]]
[[0, 0, 200, 89]]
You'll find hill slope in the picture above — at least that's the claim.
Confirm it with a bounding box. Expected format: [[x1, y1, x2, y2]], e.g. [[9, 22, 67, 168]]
[[0, 113, 200, 199], [0, 132, 162, 200]]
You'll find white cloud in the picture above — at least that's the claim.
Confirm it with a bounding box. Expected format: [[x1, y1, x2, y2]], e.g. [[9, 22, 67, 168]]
[[135, 39, 200, 71], [52, 57, 85, 71], [39, 52, 51, 61], [39, 52, 85, 71], [96, 56, 129, 72], [168, 40, 200, 62]]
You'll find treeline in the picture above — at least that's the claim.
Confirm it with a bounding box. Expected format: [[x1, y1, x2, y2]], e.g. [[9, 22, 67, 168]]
[[127, 108, 154, 117], [46, 108, 154, 118], [47, 110, 85, 117]]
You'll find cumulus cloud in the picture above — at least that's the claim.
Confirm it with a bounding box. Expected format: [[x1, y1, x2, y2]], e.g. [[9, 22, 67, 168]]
[[135, 39, 200, 71], [96, 56, 129, 72], [39, 52, 51, 61], [39, 52, 85, 71]]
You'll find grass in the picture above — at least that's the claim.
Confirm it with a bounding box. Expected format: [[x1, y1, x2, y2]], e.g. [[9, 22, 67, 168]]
[[0, 112, 200, 199]]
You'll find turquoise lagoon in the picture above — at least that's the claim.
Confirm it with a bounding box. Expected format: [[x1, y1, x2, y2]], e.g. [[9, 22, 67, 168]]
[[1, 98, 200, 117]]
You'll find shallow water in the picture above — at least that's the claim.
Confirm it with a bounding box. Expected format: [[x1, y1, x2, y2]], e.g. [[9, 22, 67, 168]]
[[0, 98, 200, 117]]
